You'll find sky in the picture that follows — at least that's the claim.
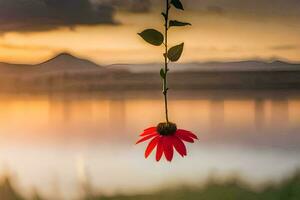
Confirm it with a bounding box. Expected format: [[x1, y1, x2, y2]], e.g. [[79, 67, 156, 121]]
[[0, 0, 299, 64]]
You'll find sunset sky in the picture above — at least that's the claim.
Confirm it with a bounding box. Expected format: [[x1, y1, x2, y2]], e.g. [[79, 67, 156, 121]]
[[0, 0, 299, 65]]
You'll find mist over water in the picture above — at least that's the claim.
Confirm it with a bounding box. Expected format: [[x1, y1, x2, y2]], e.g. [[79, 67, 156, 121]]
[[0, 89, 300, 199]]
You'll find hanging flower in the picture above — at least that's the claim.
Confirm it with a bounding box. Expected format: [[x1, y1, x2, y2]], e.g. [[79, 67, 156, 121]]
[[136, 0, 197, 162], [136, 122, 198, 162]]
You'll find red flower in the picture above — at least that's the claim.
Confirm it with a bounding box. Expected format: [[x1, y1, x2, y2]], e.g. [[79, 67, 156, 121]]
[[136, 122, 198, 162]]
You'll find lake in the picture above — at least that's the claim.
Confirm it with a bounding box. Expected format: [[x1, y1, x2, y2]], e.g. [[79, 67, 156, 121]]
[[0, 89, 300, 199]]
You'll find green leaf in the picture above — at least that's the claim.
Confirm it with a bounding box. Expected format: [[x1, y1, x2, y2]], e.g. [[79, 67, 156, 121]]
[[160, 68, 166, 79], [171, 0, 184, 10], [167, 43, 184, 62], [169, 20, 191, 27], [138, 29, 164, 46]]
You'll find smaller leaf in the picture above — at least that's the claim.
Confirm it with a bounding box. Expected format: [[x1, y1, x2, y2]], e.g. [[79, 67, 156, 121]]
[[171, 0, 184, 10], [169, 20, 191, 28], [160, 68, 166, 79], [138, 29, 164, 46], [167, 43, 184, 62]]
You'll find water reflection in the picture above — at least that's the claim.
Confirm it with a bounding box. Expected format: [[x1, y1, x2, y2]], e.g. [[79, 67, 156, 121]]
[[0, 90, 300, 146], [210, 99, 225, 131], [0, 90, 299, 198]]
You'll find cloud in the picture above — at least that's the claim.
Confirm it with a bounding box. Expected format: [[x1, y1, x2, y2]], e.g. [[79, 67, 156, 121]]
[[139, 0, 300, 17], [184, 0, 300, 17], [93, 0, 152, 13], [0, 0, 116, 33]]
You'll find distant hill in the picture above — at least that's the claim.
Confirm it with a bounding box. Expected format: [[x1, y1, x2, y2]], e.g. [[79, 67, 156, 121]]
[[0, 53, 300, 92], [110, 60, 300, 73], [0, 53, 106, 75]]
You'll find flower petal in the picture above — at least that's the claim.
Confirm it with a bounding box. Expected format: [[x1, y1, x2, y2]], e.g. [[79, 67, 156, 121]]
[[156, 138, 164, 161], [175, 132, 194, 143], [177, 129, 198, 140], [136, 132, 159, 144], [163, 137, 174, 162], [140, 127, 157, 136], [145, 136, 160, 158], [171, 136, 187, 157]]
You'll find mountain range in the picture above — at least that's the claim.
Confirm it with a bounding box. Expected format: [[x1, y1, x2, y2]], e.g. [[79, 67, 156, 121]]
[[0, 53, 300, 92]]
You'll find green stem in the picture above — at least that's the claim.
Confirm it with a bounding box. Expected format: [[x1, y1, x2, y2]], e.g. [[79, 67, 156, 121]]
[[163, 0, 170, 123]]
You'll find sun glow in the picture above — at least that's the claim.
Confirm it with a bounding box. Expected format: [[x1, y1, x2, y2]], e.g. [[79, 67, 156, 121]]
[[0, 12, 299, 65]]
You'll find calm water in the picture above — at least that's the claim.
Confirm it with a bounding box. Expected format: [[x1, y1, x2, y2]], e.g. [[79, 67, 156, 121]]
[[0, 90, 300, 199]]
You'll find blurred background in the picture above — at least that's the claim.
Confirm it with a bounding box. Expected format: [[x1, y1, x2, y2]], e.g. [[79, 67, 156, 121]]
[[0, 0, 300, 199]]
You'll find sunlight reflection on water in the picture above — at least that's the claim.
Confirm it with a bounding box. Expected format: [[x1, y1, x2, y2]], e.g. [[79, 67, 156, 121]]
[[0, 90, 299, 199]]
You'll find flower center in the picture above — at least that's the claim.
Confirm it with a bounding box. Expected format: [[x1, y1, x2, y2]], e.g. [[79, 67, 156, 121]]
[[157, 122, 177, 136]]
